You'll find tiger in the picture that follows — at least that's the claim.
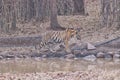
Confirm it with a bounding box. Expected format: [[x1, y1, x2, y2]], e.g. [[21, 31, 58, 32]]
[[35, 28, 80, 52]]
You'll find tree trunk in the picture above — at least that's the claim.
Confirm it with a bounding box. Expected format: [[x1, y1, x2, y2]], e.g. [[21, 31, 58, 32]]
[[0, 0, 2, 30], [101, 0, 120, 28], [73, 0, 85, 15], [0, 0, 87, 32], [49, 0, 66, 30]]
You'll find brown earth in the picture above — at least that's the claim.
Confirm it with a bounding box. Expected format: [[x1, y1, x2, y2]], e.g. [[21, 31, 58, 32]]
[[0, 70, 120, 80]]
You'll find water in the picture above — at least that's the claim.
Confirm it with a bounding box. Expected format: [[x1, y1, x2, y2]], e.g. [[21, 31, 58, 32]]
[[0, 58, 120, 73]]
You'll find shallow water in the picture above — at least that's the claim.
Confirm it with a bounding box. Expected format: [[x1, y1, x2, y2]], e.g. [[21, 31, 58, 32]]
[[0, 58, 120, 73]]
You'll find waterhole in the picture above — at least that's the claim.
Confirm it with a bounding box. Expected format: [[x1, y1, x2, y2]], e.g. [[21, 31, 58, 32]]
[[0, 58, 120, 73]]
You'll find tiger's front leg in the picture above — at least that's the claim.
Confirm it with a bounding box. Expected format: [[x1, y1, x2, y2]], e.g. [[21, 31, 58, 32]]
[[65, 40, 71, 53]]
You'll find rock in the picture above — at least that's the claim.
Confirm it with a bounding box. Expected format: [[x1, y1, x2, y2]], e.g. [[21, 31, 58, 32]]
[[75, 50, 90, 58], [5, 55, 15, 58], [42, 55, 47, 58], [107, 52, 114, 55], [80, 43, 87, 50], [87, 43, 96, 50], [70, 44, 81, 50], [16, 55, 24, 58], [53, 50, 67, 58], [96, 52, 105, 58], [113, 53, 120, 58], [43, 52, 55, 58], [104, 54, 113, 60], [83, 55, 96, 61], [30, 52, 42, 58], [65, 54, 75, 59], [72, 50, 84, 58], [0, 56, 3, 60], [22, 55, 29, 58], [70, 42, 87, 50], [81, 49, 89, 55], [72, 50, 81, 55]]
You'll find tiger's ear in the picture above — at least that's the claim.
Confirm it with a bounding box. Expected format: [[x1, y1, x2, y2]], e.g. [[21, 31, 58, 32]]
[[66, 28, 72, 32], [66, 28, 69, 32]]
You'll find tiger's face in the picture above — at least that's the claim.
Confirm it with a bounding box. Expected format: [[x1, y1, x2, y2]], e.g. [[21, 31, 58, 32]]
[[68, 28, 77, 37], [67, 28, 81, 40]]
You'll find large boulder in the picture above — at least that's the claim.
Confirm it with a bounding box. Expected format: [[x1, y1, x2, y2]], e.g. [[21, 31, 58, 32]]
[[87, 42, 96, 50]]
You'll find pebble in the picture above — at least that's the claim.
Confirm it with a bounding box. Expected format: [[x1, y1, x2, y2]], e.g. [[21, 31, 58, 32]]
[[83, 55, 96, 61]]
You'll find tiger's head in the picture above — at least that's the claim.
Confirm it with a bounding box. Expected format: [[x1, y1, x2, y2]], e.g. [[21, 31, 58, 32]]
[[66, 28, 81, 40]]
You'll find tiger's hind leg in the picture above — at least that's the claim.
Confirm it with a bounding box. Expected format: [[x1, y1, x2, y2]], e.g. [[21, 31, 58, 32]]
[[34, 42, 43, 53], [45, 42, 58, 52], [35, 41, 49, 53], [49, 43, 62, 53]]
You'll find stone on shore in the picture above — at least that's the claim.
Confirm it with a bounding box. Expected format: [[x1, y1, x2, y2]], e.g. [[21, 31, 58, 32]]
[[87, 43, 96, 50], [113, 53, 120, 58], [83, 55, 96, 61], [96, 52, 105, 58]]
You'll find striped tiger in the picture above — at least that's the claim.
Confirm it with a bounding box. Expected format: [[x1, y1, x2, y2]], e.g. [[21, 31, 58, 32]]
[[35, 28, 80, 52]]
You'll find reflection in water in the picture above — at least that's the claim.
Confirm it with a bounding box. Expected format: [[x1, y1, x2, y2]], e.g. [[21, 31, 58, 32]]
[[0, 58, 120, 73]]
